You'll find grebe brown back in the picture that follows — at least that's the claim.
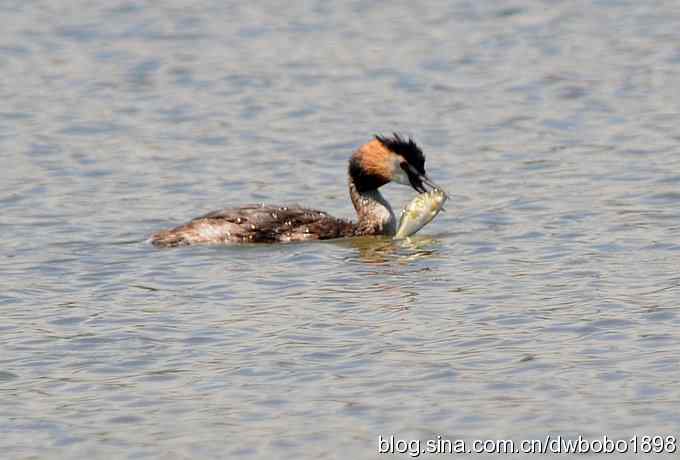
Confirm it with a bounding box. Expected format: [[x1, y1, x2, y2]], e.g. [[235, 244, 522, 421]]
[[150, 134, 442, 247]]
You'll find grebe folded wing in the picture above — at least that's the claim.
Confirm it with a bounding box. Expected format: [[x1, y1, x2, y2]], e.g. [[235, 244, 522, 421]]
[[198, 205, 356, 241], [150, 205, 356, 247]]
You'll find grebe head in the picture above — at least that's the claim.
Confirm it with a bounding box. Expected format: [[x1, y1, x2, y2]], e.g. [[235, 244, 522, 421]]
[[349, 133, 441, 193]]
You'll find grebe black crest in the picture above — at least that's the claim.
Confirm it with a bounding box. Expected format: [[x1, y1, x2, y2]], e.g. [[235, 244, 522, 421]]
[[150, 134, 442, 247]]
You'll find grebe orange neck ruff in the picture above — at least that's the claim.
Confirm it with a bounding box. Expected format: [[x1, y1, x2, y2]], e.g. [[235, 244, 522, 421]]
[[150, 134, 443, 247]]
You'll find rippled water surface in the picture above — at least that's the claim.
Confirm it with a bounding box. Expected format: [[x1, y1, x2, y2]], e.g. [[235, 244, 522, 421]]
[[3, 1, 680, 459]]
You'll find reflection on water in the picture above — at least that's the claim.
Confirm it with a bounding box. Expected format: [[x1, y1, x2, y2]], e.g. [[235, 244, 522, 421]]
[[2, 0, 680, 459], [335, 235, 441, 265]]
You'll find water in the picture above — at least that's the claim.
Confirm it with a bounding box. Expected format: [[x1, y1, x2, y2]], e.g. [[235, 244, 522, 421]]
[[2, 1, 680, 458]]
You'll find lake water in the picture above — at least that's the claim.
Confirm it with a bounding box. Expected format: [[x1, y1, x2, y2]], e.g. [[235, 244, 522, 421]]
[[2, 1, 680, 459]]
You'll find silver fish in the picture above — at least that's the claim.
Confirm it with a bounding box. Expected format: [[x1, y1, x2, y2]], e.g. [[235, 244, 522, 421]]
[[394, 189, 448, 239]]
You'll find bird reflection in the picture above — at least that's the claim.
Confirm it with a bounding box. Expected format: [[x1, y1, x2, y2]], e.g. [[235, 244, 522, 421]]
[[335, 235, 441, 265]]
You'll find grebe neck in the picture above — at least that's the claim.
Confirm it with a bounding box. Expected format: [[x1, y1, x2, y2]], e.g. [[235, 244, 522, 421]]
[[349, 177, 396, 236]]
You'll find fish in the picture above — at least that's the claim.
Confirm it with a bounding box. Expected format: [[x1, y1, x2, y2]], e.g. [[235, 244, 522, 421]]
[[394, 188, 448, 239]]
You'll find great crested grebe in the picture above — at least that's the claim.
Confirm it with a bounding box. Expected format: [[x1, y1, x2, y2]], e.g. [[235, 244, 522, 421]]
[[150, 134, 442, 247]]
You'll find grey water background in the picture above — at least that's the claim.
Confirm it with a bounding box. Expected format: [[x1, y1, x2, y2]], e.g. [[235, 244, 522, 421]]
[[2, 0, 680, 458]]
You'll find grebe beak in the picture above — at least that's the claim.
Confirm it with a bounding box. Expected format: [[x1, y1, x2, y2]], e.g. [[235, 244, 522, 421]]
[[404, 164, 449, 197], [410, 176, 428, 194], [421, 174, 450, 200], [420, 174, 440, 192]]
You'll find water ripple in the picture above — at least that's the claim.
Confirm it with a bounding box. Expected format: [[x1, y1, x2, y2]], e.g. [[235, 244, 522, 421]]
[[2, 1, 680, 459]]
